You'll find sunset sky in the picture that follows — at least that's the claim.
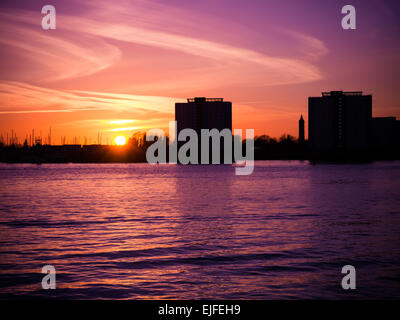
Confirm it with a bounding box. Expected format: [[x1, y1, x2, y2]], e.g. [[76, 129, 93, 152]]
[[0, 0, 399, 145]]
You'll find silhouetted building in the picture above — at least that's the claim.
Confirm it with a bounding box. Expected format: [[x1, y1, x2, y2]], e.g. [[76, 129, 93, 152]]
[[372, 117, 400, 149], [175, 97, 232, 163], [299, 115, 305, 143], [308, 91, 372, 151]]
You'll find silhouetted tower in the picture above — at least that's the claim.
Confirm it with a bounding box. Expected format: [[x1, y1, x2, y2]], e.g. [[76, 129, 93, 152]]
[[299, 115, 305, 143]]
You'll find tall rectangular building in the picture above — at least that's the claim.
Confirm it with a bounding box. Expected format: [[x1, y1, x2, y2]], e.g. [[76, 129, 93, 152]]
[[175, 97, 232, 163], [308, 91, 372, 151]]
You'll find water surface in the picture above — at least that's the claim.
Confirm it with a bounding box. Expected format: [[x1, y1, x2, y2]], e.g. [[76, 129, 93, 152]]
[[0, 161, 399, 299]]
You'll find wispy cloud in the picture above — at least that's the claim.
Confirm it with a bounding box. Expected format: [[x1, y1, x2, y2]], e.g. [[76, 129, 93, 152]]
[[0, 15, 120, 81], [0, 0, 326, 86], [108, 120, 137, 125], [0, 81, 178, 115], [0, 109, 94, 114], [107, 126, 142, 132], [280, 29, 329, 60]]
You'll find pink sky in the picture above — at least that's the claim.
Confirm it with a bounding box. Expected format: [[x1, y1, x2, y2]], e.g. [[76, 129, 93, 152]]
[[0, 0, 399, 144]]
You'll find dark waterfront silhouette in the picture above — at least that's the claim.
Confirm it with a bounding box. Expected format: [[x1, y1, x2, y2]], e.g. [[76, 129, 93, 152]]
[[1, 91, 399, 163], [307, 91, 400, 161], [0, 134, 151, 163]]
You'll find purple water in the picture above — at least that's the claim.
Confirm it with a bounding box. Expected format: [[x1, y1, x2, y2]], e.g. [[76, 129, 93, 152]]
[[0, 161, 399, 299]]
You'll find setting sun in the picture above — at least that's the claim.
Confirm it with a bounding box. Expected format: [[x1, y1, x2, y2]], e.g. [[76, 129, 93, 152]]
[[114, 135, 126, 145]]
